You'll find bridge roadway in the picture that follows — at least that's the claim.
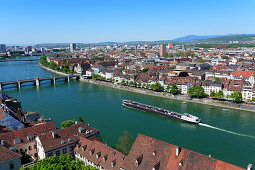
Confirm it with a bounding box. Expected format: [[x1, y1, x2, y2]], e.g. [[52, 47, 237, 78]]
[[0, 59, 39, 62], [0, 75, 80, 91]]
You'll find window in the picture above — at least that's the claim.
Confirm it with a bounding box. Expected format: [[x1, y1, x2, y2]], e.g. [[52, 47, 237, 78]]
[[48, 152, 53, 157], [29, 146, 32, 150], [69, 145, 73, 152], [34, 145, 36, 149], [63, 148, 67, 154], [56, 150, 60, 156], [10, 163, 14, 169]]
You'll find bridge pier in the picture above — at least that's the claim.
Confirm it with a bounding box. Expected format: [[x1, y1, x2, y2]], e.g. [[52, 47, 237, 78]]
[[65, 75, 70, 82], [35, 78, 40, 86], [51, 77, 56, 84], [17, 81, 21, 89], [0, 83, 2, 91]]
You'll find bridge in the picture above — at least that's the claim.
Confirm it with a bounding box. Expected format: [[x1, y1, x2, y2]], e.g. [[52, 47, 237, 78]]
[[0, 59, 39, 62], [0, 75, 80, 91]]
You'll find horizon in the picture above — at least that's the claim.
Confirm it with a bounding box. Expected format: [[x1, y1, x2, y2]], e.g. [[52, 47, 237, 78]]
[[1, 0, 255, 44]]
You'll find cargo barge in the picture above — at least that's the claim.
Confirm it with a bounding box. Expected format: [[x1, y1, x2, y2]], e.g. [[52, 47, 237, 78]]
[[122, 100, 201, 124]]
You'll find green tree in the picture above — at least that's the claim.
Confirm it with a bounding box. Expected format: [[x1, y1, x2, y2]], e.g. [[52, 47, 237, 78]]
[[188, 86, 206, 98], [215, 77, 220, 81], [169, 84, 181, 95], [20, 155, 97, 170], [61, 120, 75, 129], [150, 82, 164, 91], [78, 116, 84, 123], [141, 68, 148, 73], [166, 85, 170, 92], [210, 91, 216, 97], [230, 92, 242, 103], [216, 90, 224, 98], [116, 131, 133, 155]]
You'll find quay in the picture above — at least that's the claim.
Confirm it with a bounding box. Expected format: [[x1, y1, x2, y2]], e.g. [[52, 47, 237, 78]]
[[0, 75, 80, 90]]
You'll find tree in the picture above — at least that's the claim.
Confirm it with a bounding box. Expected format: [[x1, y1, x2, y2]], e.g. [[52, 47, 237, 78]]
[[210, 91, 216, 97], [166, 85, 170, 92], [216, 90, 224, 98], [187, 86, 206, 98], [141, 68, 148, 73], [150, 82, 164, 92], [116, 131, 133, 155], [230, 92, 242, 103], [61, 120, 75, 129], [20, 155, 96, 170], [215, 77, 220, 81], [169, 84, 181, 95], [78, 116, 84, 123]]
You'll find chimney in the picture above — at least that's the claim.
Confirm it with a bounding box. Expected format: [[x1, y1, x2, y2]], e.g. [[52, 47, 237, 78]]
[[176, 146, 180, 156], [247, 164, 252, 170], [52, 132, 56, 139]]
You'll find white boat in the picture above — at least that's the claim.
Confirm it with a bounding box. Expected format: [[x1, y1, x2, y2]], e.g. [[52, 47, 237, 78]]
[[182, 101, 187, 104], [180, 113, 201, 124], [222, 108, 229, 111]]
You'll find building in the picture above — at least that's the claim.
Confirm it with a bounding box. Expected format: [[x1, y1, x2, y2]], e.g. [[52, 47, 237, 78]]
[[75, 133, 245, 170], [0, 121, 56, 161], [202, 80, 224, 95], [159, 44, 166, 57], [24, 46, 32, 54], [0, 145, 21, 170], [0, 44, 6, 53], [70, 43, 76, 52], [74, 136, 125, 169], [36, 122, 100, 160]]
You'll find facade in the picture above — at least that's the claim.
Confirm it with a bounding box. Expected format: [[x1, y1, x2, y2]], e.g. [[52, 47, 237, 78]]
[[0, 44, 6, 53], [70, 43, 76, 53], [202, 80, 224, 95], [159, 44, 166, 57]]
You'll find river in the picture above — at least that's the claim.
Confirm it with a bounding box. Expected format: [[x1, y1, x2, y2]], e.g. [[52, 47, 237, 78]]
[[0, 57, 254, 168]]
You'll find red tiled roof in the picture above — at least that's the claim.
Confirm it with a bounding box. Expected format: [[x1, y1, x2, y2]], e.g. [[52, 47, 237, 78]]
[[38, 123, 99, 152], [231, 70, 255, 78], [121, 134, 244, 170], [0, 121, 56, 148], [74, 136, 125, 169], [0, 145, 21, 163]]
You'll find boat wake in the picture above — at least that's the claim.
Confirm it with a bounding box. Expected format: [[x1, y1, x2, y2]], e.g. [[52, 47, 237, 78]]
[[198, 123, 255, 139]]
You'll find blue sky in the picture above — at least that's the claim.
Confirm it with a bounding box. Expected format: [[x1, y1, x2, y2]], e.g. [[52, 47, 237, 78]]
[[0, 0, 255, 44]]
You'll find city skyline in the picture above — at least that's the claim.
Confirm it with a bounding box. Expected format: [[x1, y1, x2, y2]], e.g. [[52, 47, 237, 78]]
[[0, 0, 255, 44]]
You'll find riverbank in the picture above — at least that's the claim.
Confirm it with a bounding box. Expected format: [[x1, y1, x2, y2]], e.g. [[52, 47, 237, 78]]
[[39, 64, 255, 112], [80, 79, 255, 113]]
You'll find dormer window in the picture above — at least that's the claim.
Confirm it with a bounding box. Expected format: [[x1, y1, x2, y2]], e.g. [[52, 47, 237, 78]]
[[152, 150, 157, 156], [27, 135, 34, 141], [103, 155, 108, 162], [14, 138, 21, 145], [61, 140, 65, 145], [82, 145, 87, 152], [111, 159, 116, 167], [89, 149, 95, 155], [152, 161, 160, 170], [135, 155, 143, 167], [78, 127, 85, 133], [96, 151, 101, 159]]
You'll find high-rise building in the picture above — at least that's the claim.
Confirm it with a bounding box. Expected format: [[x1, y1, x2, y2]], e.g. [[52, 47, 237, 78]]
[[24, 46, 32, 54], [168, 43, 173, 48], [0, 44, 6, 52], [160, 44, 167, 57], [70, 43, 76, 52]]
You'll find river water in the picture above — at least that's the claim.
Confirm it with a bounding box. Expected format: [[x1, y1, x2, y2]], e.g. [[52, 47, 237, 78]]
[[0, 58, 254, 168]]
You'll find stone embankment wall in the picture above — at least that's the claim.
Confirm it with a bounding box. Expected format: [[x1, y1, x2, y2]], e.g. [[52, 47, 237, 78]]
[[39, 64, 69, 76]]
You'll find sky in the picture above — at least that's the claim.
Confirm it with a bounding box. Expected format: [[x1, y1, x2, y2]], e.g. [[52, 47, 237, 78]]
[[0, 0, 255, 44]]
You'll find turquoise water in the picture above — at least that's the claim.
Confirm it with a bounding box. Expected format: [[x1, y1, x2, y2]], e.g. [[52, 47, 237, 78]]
[[0, 59, 255, 168]]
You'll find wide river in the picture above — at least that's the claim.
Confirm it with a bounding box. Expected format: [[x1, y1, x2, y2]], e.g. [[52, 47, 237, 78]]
[[0, 57, 254, 168]]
